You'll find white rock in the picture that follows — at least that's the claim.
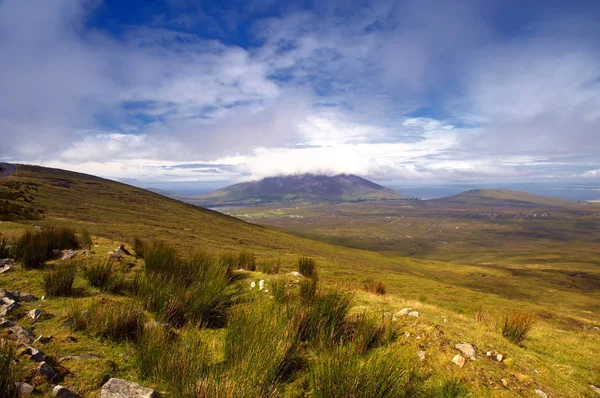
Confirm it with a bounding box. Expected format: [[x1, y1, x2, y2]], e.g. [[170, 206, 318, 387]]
[[27, 308, 42, 320], [394, 308, 412, 317], [452, 354, 465, 368], [443, 318, 448, 323], [590, 385, 600, 395], [61, 250, 77, 261], [455, 343, 476, 359], [408, 311, 420, 317], [250, 281, 256, 289], [288, 271, 304, 278], [535, 390, 548, 398], [417, 351, 426, 361], [100, 378, 157, 398], [496, 353, 503, 362], [18, 383, 35, 395], [486, 351, 493, 357], [501, 378, 508, 387], [259, 280, 265, 290], [53, 385, 80, 397]]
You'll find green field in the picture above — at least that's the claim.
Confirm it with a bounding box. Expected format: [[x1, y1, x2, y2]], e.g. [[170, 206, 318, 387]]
[[1, 165, 599, 397]]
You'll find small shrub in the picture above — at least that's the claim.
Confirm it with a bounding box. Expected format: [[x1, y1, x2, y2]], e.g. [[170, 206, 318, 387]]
[[502, 312, 536, 345], [258, 258, 280, 274], [84, 260, 126, 294], [364, 280, 386, 295], [66, 301, 144, 342], [79, 229, 93, 249], [309, 345, 421, 398], [0, 340, 21, 398], [42, 262, 77, 297], [132, 236, 147, 259], [298, 256, 316, 278]]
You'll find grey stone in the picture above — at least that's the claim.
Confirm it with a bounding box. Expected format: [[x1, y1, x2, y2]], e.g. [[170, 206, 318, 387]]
[[61, 250, 77, 261], [0, 258, 15, 267], [113, 245, 131, 256], [59, 354, 100, 362], [535, 390, 548, 398], [38, 361, 59, 381], [0, 302, 18, 316], [15, 292, 37, 302], [27, 308, 42, 320], [590, 385, 600, 395], [452, 354, 465, 368], [34, 334, 53, 344], [53, 385, 81, 398], [7, 325, 35, 343], [455, 343, 476, 359], [100, 378, 157, 398], [408, 311, 420, 317], [25, 345, 47, 362], [0, 317, 15, 328], [417, 351, 426, 361], [394, 308, 412, 317], [0, 263, 14, 274], [17, 383, 35, 395]]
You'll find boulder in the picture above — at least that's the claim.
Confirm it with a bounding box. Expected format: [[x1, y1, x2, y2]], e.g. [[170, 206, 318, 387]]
[[53, 385, 81, 398], [17, 383, 35, 395], [34, 334, 53, 344], [113, 245, 132, 256], [408, 311, 420, 317], [38, 361, 59, 381], [28, 308, 42, 320], [61, 250, 77, 261], [100, 378, 157, 398], [452, 354, 465, 368], [0, 302, 18, 316], [24, 345, 47, 362], [535, 390, 548, 398], [455, 343, 476, 359], [394, 308, 412, 317], [7, 325, 35, 343], [14, 292, 37, 302]]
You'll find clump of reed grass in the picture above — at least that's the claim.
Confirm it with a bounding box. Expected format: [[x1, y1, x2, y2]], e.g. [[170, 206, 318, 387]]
[[0, 236, 13, 258], [132, 236, 148, 259], [347, 313, 397, 354], [298, 256, 316, 278], [364, 280, 386, 295], [299, 288, 353, 349], [15, 227, 80, 269], [42, 261, 77, 297], [84, 259, 126, 294], [258, 258, 280, 274], [0, 340, 21, 398], [79, 229, 93, 249], [66, 301, 144, 342], [502, 312, 536, 345], [220, 250, 256, 271]]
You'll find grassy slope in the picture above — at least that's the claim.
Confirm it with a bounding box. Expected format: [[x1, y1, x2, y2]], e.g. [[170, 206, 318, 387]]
[[0, 165, 599, 397]]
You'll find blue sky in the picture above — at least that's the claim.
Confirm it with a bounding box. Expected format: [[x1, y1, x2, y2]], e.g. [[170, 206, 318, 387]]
[[1, 0, 599, 190]]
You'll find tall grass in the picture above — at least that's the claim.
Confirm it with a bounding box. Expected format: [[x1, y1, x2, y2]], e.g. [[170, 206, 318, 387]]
[[0, 340, 21, 398], [299, 288, 353, 349], [66, 301, 144, 342], [258, 258, 280, 274], [15, 227, 80, 269], [309, 345, 421, 398], [348, 313, 397, 354], [84, 260, 126, 294], [0, 236, 13, 258], [502, 312, 536, 345], [42, 262, 77, 297], [220, 250, 256, 271], [79, 229, 93, 249], [298, 256, 316, 278], [132, 236, 148, 259], [364, 280, 386, 295]]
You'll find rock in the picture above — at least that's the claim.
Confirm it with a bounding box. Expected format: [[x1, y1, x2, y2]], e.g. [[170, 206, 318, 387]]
[[259, 280, 265, 290], [486, 351, 493, 357], [24, 345, 47, 362], [288, 271, 304, 278], [452, 354, 465, 368], [408, 311, 420, 317], [27, 308, 42, 320], [6, 325, 35, 343], [0, 258, 15, 267], [34, 334, 53, 344], [394, 308, 412, 317], [17, 383, 35, 395], [64, 336, 77, 343], [496, 353, 503, 362], [443, 318, 448, 323], [535, 390, 548, 398], [417, 351, 426, 361], [59, 354, 99, 362], [38, 361, 59, 381], [0, 317, 15, 328], [250, 281, 256, 288], [113, 245, 132, 256], [100, 378, 157, 398], [53, 385, 80, 398], [14, 292, 37, 302], [455, 343, 476, 359], [590, 385, 600, 395], [61, 250, 77, 261], [501, 378, 508, 387]]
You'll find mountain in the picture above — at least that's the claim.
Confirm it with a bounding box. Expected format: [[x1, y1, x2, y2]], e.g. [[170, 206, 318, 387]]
[[429, 188, 581, 208], [187, 173, 405, 206]]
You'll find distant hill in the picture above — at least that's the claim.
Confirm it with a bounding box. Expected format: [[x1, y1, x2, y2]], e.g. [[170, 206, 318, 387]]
[[430, 188, 580, 208], [187, 174, 405, 207]]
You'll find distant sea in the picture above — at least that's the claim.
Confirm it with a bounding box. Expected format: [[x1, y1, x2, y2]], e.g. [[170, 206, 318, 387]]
[[392, 184, 600, 201]]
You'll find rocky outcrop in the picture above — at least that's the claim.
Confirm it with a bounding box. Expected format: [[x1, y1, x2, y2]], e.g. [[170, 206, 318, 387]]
[[100, 378, 157, 398]]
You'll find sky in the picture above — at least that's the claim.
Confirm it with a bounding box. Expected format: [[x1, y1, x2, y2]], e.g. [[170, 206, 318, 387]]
[[1, 0, 600, 192]]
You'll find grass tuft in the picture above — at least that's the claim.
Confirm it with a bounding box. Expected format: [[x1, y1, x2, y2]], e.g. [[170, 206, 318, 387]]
[[0, 340, 21, 398], [15, 227, 80, 269], [132, 236, 147, 259], [258, 258, 280, 274], [298, 256, 317, 278], [0, 236, 13, 258], [79, 229, 93, 249], [66, 301, 144, 342], [42, 262, 77, 297], [84, 259, 126, 294], [364, 280, 386, 295], [502, 312, 536, 345], [299, 288, 353, 349]]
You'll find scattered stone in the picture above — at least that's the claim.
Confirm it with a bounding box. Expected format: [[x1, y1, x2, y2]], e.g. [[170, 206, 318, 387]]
[[14, 292, 37, 302], [17, 383, 35, 395], [535, 389, 548, 398], [6, 325, 35, 343], [404, 332, 411, 338], [455, 343, 476, 360], [443, 318, 448, 323], [452, 354, 465, 368], [394, 308, 412, 317], [0, 317, 15, 328], [501, 378, 508, 387], [250, 281, 256, 289], [34, 335, 53, 344], [24, 345, 47, 362], [408, 311, 420, 317], [288, 271, 304, 278], [259, 280, 265, 291], [486, 351, 493, 357], [113, 245, 132, 256], [59, 354, 100, 362], [61, 250, 77, 261], [100, 378, 158, 398], [555, 329, 567, 333], [53, 385, 80, 398], [594, 327, 599, 331], [417, 351, 426, 361], [590, 385, 600, 395], [27, 308, 42, 320], [496, 353, 504, 362], [64, 336, 77, 343], [38, 361, 58, 381], [0, 259, 15, 274]]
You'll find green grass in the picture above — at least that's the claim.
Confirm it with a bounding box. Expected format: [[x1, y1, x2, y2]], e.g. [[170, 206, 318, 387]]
[[84, 259, 126, 294], [298, 256, 317, 278], [15, 227, 80, 269], [66, 301, 145, 342], [42, 261, 77, 297], [0, 340, 21, 398]]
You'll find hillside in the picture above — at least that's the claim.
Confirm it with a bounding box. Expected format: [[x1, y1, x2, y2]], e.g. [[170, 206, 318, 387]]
[[0, 164, 599, 397], [187, 173, 405, 207], [429, 188, 579, 208]]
